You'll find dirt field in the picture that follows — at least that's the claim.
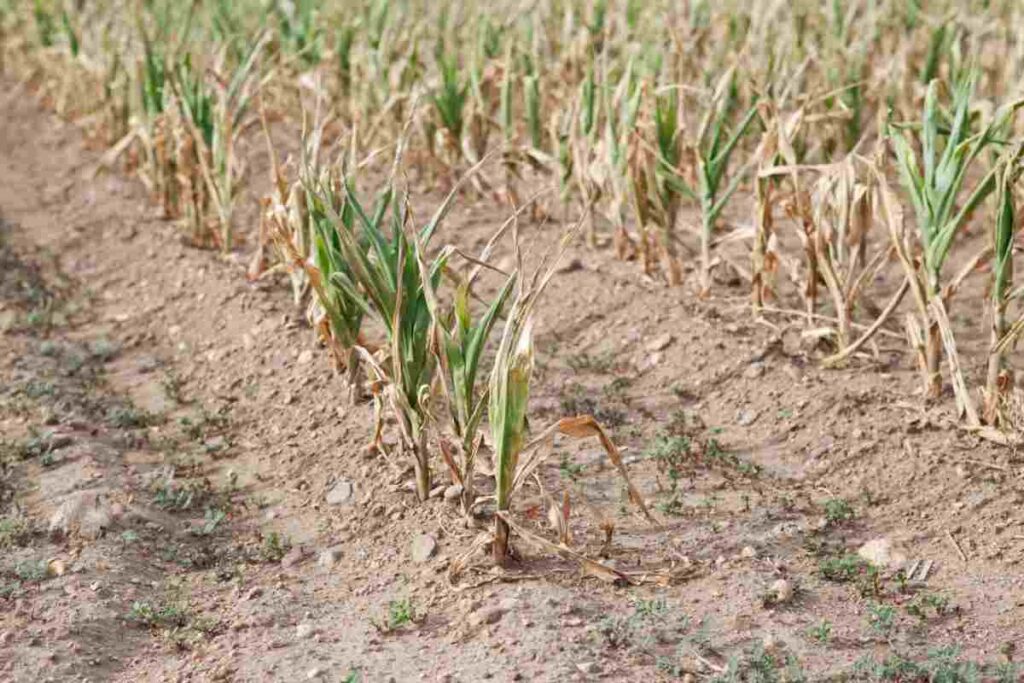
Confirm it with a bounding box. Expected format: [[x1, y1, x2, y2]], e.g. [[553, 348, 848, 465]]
[[2, 77, 1024, 683]]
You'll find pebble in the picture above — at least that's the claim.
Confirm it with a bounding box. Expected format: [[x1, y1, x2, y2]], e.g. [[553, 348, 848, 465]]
[[576, 661, 601, 675], [770, 579, 794, 604], [857, 537, 905, 569], [317, 547, 342, 569], [736, 408, 759, 427], [743, 361, 766, 379], [646, 333, 674, 352], [295, 623, 316, 640], [325, 480, 355, 506], [411, 534, 437, 563], [443, 484, 464, 501]]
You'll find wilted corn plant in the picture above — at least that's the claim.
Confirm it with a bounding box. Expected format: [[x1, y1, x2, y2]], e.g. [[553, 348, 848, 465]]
[[985, 148, 1024, 425], [173, 36, 266, 251], [417, 234, 516, 516], [690, 69, 760, 296], [431, 55, 468, 173], [305, 165, 475, 500], [489, 223, 653, 565], [889, 76, 1022, 399]]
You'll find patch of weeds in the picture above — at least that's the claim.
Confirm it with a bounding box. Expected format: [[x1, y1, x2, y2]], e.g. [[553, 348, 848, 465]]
[[806, 620, 832, 645], [594, 597, 689, 655], [0, 581, 22, 599], [819, 553, 873, 584], [177, 407, 230, 441], [260, 530, 290, 563], [823, 498, 854, 526], [153, 478, 212, 511], [865, 601, 897, 638], [559, 454, 585, 482], [559, 382, 628, 427], [161, 371, 186, 404], [905, 592, 952, 621], [703, 437, 760, 476], [194, 507, 227, 536], [0, 516, 32, 548], [13, 558, 48, 582], [128, 600, 190, 629], [711, 643, 806, 683], [166, 613, 222, 650], [603, 376, 633, 400], [107, 405, 153, 429], [38, 340, 61, 357], [372, 597, 424, 633], [120, 529, 140, 545], [567, 350, 616, 374], [342, 670, 361, 683], [645, 434, 691, 515], [22, 378, 55, 401], [88, 338, 119, 362], [850, 646, 1011, 682]]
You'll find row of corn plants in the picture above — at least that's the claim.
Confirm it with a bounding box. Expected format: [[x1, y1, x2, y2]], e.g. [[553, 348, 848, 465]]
[[5, 1, 1024, 555]]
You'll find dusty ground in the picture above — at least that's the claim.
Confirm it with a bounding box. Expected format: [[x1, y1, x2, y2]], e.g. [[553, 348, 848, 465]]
[[3, 78, 1024, 683]]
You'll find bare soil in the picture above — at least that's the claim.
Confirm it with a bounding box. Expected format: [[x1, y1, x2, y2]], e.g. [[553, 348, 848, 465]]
[[2, 80, 1024, 682]]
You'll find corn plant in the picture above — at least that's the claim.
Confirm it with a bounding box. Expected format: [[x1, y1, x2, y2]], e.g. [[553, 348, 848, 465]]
[[174, 36, 265, 251], [335, 24, 355, 95], [488, 217, 655, 564], [490, 248, 549, 562], [691, 70, 760, 296], [602, 58, 642, 260], [431, 55, 468, 168], [985, 149, 1024, 423], [651, 88, 688, 284], [32, 0, 54, 48], [889, 76, 1020, 398], [273, 0, 322, 68], [419, 248, 516, 516], [307, 176, 465, 501], [305, 175, 368, 397]]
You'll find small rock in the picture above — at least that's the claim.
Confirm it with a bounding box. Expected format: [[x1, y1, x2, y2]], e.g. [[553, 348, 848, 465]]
[[317, 547, 342, 569], [857, 537, 906, 569], [646, 333, 674, 352], [770, 579, 793, 604], [576, 661, 601, 675], [740, 546, 757, 559], [245, 587, 263, 601], [0, 631, 11, 646], [295, 623, 316, 640], [411, 534, 437, 563], [743, 361, 766, 379], [204, 436, 228, 453], [325, 480, 355, 506], [443, 484, 464, 502], [736, 408, 759, 427], [306, 668, 324, 680], [298, 350, 315, 364]]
